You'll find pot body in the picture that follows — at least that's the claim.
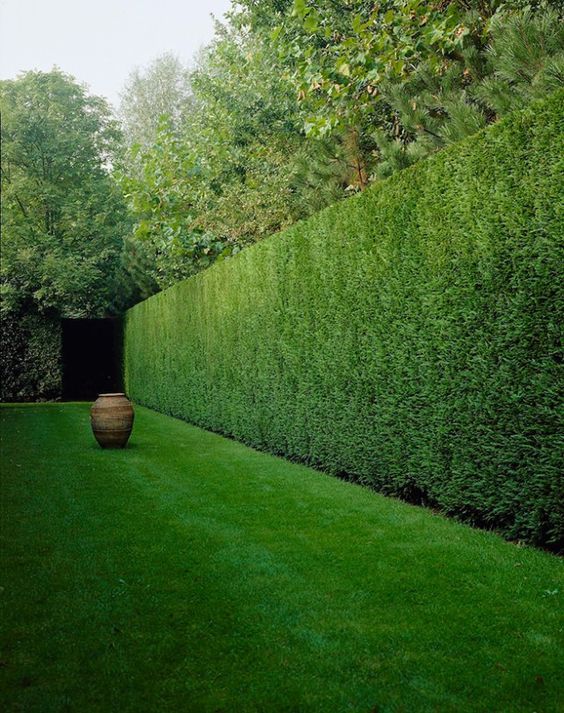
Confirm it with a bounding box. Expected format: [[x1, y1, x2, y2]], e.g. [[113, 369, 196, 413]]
[[91, 393, 134, 448]]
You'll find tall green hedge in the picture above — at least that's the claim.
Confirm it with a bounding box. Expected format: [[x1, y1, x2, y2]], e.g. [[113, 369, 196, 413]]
[[125, 93, 564, 549]]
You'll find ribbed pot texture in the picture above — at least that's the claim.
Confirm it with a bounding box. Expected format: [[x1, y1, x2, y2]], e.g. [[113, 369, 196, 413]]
[[91, 393, 134, 449]]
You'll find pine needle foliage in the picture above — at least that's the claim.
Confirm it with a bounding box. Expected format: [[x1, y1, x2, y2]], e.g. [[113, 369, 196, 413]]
[[374, 7, 564, 177], [125, 94, 564, 549]]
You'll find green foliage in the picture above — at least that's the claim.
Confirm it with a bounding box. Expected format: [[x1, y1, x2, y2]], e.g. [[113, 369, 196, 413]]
[[0, 69, 131, 318], [119, 53, 192, 152], [0, 70, 138, 402], [119, 28, 310, 289], [374, 6, 564, 177], [120, 3, 562, 287], [0, 315, 61, 401], [125, 94, 564, 548], [234, 0, 473, 137], [235, 1, 560, 136], [119, 116, 225, 289]]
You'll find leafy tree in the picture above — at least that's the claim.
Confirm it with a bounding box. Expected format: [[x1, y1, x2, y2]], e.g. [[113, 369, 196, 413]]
[[120, 18, 390, 289], [232, 0, 476, 136], [233, 1, 562, 179], [119, 115, 225, 289], [120, 25, 310, 288], [119, 53, 192, 150], [0, 69, 131, 317], [186, 26, 305, 240]]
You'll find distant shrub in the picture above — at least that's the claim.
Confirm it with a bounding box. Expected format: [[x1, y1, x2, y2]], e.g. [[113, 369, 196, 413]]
[[1, 314, 62, 401], [125, 92, 564, 549]]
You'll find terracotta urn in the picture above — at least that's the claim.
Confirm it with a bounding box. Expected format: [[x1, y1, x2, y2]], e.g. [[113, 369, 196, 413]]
[[91, 393, 134, 449]]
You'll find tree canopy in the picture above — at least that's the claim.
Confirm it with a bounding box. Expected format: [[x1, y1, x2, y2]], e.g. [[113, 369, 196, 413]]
[[117, 0, 562, 288], [119, 53, 192, 152], [0, 69, 132, 318], [1, 3, 562, 301]]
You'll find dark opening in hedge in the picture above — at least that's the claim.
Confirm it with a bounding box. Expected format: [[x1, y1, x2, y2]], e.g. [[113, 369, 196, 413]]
[[62, 318, 123, 400]]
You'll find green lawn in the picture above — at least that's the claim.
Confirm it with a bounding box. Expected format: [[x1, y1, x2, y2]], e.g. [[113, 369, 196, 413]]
[[1, 404, 562, 712]]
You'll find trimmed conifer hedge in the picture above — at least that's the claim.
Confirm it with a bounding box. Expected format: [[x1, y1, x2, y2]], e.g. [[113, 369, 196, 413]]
[[125, 93, 563, 548]]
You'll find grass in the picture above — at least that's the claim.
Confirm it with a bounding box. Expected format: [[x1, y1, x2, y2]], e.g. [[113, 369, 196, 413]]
[[0, 404, 562, 712]]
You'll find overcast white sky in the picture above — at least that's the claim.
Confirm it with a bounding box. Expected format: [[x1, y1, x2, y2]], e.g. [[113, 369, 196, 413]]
[[0, 0, 232, 109]]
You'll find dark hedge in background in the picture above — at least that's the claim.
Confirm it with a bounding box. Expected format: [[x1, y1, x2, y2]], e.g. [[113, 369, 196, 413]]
[[0, 314, 62, 402], [125, 92, 563, 549]]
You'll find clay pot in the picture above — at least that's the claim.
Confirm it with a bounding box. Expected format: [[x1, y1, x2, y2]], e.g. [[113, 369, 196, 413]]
[[91, 393, 134, 449]]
